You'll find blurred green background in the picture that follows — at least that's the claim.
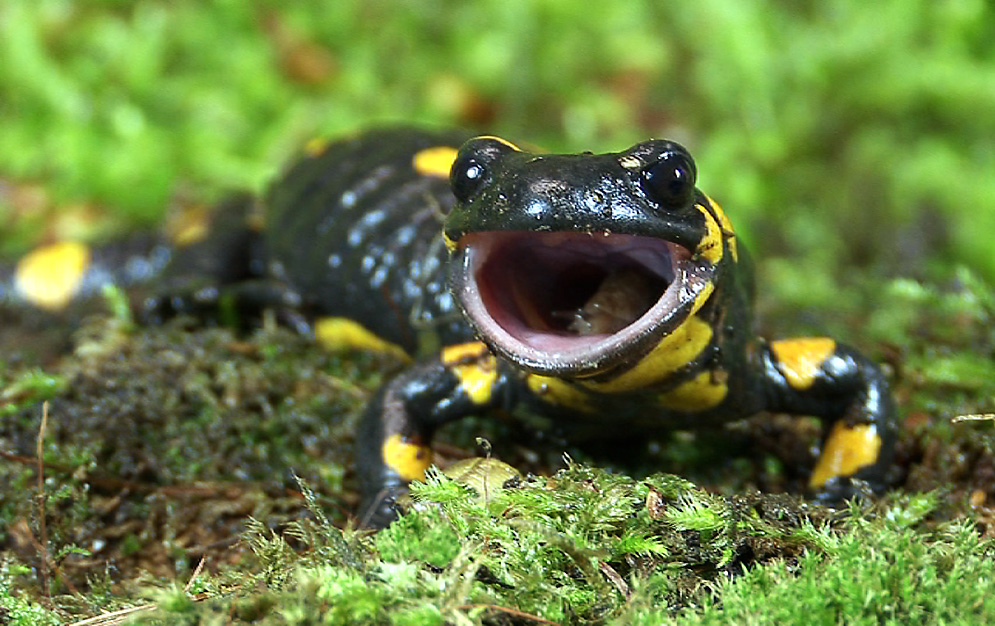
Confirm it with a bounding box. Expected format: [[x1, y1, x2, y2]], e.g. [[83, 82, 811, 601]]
[[1, 0, 993, 294]]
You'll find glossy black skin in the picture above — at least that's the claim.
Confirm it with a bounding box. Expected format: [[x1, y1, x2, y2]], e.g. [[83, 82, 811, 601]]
[[138, 129, 478, 349], [356, 133, 896, 527], [446, 138, 706, 251], [0, 128, 897, 529], [263, 128, 477, 352]]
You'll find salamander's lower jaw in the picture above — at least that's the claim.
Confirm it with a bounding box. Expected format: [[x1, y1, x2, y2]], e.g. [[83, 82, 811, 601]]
[[451, 230, 714, 377]]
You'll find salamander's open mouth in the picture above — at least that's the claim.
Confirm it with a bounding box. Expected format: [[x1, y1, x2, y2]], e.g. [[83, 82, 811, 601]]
[[452, 231, 706, 376]]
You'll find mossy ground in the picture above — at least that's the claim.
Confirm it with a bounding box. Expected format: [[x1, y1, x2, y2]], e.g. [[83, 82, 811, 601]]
[[1, 1, 994, 623]]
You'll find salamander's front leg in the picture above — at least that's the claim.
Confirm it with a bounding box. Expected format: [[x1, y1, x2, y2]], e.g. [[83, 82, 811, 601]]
[[355, 341, 514, 528], [760, 338, 897, 500]]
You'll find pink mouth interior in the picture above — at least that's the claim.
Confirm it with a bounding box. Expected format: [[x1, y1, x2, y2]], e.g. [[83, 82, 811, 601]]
[[459, 231, 688, 357]]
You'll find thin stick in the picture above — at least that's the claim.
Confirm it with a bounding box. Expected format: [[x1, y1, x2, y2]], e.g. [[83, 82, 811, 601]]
[[456, 603, 561, 625], [67, 603, 156, 626], [184, 556, 207, 593], [953, 413, 995, 422], [36, 400, 51, 602]]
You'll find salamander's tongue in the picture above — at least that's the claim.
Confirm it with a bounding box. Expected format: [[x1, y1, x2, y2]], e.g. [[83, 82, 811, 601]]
[[560, 270, 658, 335]]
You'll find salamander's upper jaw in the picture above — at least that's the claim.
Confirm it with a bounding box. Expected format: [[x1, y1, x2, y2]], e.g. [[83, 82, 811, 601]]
[[444, 137, 722, 378]]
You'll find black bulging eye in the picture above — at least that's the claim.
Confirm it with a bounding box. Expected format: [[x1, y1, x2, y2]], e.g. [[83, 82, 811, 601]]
[[450, 157, 488, 203], [639, 151, 697, 210], [450, 136, 519, 204]]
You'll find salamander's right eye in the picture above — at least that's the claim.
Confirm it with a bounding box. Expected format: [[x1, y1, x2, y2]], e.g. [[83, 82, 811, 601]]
[[450, 136, 519, 203], [639, 148, 697, 211]]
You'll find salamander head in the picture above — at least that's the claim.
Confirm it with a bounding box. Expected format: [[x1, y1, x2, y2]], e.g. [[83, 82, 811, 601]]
[[444, 136, 730, 378]]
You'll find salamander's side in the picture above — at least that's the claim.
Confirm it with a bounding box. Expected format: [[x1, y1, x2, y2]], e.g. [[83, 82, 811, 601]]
[[264, 128, 476, 355]]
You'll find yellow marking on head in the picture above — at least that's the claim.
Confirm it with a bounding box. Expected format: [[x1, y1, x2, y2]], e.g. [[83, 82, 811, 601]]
[[304, 136, 329, 157], [526, 374, 596, 413], [770, 337, 837, 391], [440, 340, 490, 365], [442, 231, 457, 254], [705, 195, 738, 262], [314, 317, 411, 361], [440, 341, 498, 405], [580, 312, 715, 394], [473, 135, 521, 151], [412, 146, 459, 179], [809, 422, 882, 488], [166, 204, 210, 247], [657, 370, 728, 411], [14, 241, 91, 311], [382, 434, 433, 482], [694, 203, 724, 264]]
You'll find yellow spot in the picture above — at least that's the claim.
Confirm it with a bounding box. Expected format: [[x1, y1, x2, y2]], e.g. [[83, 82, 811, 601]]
[[166, 204, 210, 247], [304, 136, 329, 157], [382, 434, 432, 482], [581, 314, 714, 393], [14, 241, 91, 311], [809, 423, 882, 488], [694, 203, 724, 264], [412, 146, 459, 179], [526, 374, 595, 413], [440, 340, 490, 365], [440, 341, 498, 404], [771, 337, 837, 390], [442, 231, 457, 253], [705, 195, 738, 262], [314, 317, 411, 361], [657, 370, 728, 411]]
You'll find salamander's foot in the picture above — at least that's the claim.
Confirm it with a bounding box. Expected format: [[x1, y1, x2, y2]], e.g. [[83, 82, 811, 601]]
[[810, 475, 877, 506], [357, 488, 405, 529]]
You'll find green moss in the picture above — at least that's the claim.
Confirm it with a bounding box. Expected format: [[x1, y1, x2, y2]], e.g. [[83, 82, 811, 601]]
[[0, 368, 66, 415], [137, 471, 995, 625], [376, 506, 461, 570], [0, 560, 63, 626], [677, 498, 995, 625]]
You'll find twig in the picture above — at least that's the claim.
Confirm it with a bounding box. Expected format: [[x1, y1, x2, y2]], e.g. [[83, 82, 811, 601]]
[[184, 556, 207, 593], [953, 413, 995, 422], [36, 400, 50, 603], [456, 603, 561, 625], [599, 560, 631, 600], [67, 603, 156, 626]]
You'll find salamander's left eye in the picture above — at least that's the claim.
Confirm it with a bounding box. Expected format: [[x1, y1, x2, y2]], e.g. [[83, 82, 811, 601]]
[[450, 136, 518, 204], [450, 156, 488, 203], [639, 150, 697, 210]]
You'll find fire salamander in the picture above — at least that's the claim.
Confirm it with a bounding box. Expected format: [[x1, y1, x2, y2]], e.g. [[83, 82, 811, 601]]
[[0, 128, 896, 528]]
